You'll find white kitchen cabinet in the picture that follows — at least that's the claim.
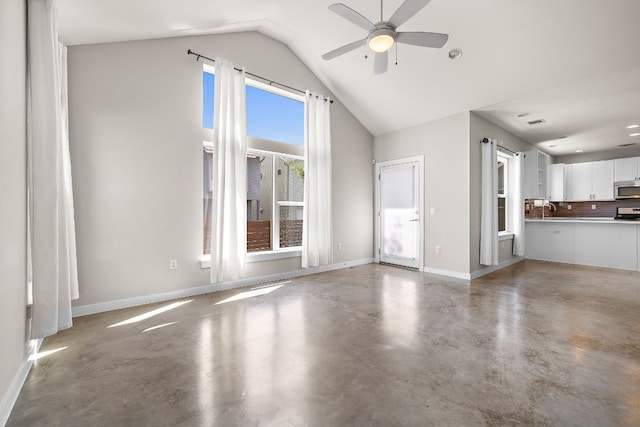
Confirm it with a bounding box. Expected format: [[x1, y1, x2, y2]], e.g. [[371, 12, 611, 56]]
[[567, 162, 591, 200], [525, 221, 639, 271], [574, 223, 637, 271], [548, 163, 565, 200], [525, 222, 574, 264], [524, 149, 550, 199], [566, 160, 614, 201], [614, 156, 640, 181]]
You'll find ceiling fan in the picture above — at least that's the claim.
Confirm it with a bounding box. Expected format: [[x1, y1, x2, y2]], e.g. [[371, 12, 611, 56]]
[[322, 0, 449, 74]]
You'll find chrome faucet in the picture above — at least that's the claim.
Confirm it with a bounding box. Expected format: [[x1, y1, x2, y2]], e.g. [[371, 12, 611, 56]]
[[542, 200, 556, 219]]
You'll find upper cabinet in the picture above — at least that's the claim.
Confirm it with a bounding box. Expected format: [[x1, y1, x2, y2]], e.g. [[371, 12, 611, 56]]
[[524, 149, 550, 199], [566, 160, 614, 201], [614, 157, 640, 181], [548, 163, 565, 201]]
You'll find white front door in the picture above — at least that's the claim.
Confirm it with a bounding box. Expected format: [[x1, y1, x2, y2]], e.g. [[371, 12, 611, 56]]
[[376, 157, 423, 270]]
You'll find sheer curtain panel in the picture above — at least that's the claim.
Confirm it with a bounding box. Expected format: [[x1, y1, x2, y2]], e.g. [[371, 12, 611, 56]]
[[27, 0, 79, 338], [511, 153, 525, 256], [302, 92, 333, 268], [209, 58, 247, 283], [480, 139, 498, 266]]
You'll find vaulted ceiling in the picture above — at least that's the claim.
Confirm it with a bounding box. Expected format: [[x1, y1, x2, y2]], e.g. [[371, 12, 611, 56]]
[[57, 0, 640, 155]]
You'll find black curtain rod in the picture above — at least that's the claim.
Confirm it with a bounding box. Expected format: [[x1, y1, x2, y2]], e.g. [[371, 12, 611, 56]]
[[187, 49, 333, 104], [480, 137, 519, 156]]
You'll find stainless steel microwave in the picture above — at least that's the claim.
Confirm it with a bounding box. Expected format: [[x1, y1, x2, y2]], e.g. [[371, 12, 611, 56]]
[[615, 180, 640, 199]]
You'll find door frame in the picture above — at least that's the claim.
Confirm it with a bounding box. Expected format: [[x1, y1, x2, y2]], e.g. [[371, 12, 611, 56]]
[[374, 155, 424, 269]]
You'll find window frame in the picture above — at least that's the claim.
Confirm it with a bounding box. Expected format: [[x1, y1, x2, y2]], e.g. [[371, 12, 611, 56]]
[[200, 65, 306, 266], [497, 151, 511, 237], [246, 148, 304, 254]]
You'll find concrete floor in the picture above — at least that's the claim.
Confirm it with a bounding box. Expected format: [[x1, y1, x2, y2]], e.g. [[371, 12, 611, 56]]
[[7, 260, 640, 426]]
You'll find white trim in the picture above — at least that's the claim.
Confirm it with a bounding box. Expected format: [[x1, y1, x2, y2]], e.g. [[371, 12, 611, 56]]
[[421, 266, 472, 280], [374, 155, 425, 269], [498, 232, 515, 241], [470, 256, 525, 280], [0, 339, 42, 426], [421, 256, 525, 281], [72, 258, 375, 318], [203, 63, 305, 103], [200, 248, 302, 268]]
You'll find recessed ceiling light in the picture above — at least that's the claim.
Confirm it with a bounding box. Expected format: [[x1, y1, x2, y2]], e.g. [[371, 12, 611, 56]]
[[448, 48, 463, 60], [631, 133, 640, 137], [627, 124, 639, 129], [576, 149, 584, 153]]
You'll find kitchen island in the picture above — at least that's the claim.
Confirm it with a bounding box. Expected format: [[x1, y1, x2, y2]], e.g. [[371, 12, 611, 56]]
[[525, 218, 640, 271]]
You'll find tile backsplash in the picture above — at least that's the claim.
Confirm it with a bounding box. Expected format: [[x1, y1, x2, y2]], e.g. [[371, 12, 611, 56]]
[[524, 198, 640, 219]]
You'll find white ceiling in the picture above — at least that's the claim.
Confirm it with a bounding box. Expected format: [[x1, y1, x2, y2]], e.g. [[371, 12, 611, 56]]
[[56, 0, 640, 155]]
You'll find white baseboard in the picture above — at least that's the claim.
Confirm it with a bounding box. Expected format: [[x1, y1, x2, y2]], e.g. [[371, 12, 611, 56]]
[[72, 258, 375, 317], [0, 339, 42, 426], [421, 256, 525, 281], [469, 256, 525, 280], [421, 266, 472, 280]]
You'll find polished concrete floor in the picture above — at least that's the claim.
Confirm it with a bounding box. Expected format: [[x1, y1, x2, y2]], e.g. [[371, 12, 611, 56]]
[[8, 260, 640, 426]]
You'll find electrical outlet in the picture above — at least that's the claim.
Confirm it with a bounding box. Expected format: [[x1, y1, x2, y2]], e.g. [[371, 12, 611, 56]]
[[592, 204, 596, 210], [568, 205, 572, 210], [435, 246, 440, 254], [430, 208, 435, 215], [169, 259, 178, 270], [337, 243, 342, 250]]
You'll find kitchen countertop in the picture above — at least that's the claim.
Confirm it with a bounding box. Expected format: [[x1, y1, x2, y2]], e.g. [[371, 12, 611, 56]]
[[526, 217, 640, 224]]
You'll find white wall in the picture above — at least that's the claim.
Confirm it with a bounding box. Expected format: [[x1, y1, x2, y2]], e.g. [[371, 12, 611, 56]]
[[469, 113, 533, 274], [0, 0, 28, 413], [67, 31, 373, 307], [374, 112, 471, 275]]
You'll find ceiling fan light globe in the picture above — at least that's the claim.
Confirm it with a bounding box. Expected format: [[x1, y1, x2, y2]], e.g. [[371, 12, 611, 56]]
[[369, 34, 395, 52]]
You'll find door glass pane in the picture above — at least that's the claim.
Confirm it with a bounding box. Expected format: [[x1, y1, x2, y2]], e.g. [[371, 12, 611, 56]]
[[381, 165, 417, 259]]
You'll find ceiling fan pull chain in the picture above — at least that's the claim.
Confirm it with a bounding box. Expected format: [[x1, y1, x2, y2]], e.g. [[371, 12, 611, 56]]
[[395, 42, 398, 65]]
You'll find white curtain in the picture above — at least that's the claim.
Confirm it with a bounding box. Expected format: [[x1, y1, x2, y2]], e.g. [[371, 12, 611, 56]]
[[480, 139, 498, 266], [209, 58, 247, 283], [27, 0, 79, 338], [302, 92, 333, 268], [511, 153, 525, 256]]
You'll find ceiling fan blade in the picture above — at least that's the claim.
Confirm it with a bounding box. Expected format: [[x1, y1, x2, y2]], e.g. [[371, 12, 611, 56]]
[[322, 39, 367, 60], [329, 3, 376, 31], [388, 0, 431, 29], [396, 31, 448, 48], [374, 51, 388, 74]]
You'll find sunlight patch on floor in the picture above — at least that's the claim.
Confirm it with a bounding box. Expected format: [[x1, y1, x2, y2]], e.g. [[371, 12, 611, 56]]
[[29, 346, 68, 361], [214, 282, 289, 305], [142, 321, 180, 333], [108, 300, 193, 328]]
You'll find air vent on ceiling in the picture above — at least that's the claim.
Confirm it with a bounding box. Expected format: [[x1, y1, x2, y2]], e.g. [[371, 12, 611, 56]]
[[619, 143, 638, 147], [526, 119, 547, 126]]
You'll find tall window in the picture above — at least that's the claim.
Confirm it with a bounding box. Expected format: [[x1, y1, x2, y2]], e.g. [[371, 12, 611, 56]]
[[497, 151, 510, 233], [202, 64, 305, 255]]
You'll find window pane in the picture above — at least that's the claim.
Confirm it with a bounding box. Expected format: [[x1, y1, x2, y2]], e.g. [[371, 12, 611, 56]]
[[247, 154, 273, 252], [498, 197, 506, 232], [246, 85, 304, 146], [203, 150, 213, 254], [280, 206, 303, 248], [497, 161, 505, 195], [277, 158, 304, 202], [203, 71, 214, 129]]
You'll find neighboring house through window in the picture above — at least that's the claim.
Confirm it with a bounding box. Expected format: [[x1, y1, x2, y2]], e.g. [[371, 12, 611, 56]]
[[202, 63, 305, 256]]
